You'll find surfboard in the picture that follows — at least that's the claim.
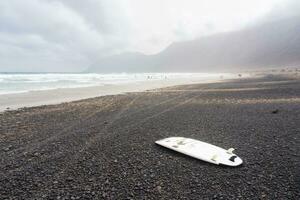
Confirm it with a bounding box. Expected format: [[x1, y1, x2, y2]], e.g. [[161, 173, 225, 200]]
[[155, 137, 243, 166]]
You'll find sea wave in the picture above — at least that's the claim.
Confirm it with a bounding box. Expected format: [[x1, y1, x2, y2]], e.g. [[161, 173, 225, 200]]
[[0, 73, 232, 95]]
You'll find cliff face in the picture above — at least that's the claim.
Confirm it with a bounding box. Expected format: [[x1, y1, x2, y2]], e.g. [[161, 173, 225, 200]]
[[88, 16, 300, 73]]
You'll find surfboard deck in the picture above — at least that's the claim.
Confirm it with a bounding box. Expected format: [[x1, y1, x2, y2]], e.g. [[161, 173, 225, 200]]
[[155, 137, 243, 166]]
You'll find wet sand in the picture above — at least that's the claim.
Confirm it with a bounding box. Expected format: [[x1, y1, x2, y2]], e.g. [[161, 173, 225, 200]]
[[0, 75, 299, 199], [0, 76, 233, 112]]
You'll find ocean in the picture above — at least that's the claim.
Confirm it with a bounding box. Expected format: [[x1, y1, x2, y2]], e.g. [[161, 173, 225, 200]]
[[0, 73, 229, 95]]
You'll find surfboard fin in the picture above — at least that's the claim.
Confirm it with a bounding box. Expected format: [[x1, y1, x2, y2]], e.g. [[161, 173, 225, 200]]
[[227, 148, 235, 154]]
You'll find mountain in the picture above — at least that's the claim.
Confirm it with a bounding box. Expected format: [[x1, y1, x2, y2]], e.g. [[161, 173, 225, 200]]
[[88, 16, 300, 72]]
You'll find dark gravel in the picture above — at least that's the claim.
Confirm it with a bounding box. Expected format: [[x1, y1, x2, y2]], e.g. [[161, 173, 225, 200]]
[[0, 75, 299, 199]]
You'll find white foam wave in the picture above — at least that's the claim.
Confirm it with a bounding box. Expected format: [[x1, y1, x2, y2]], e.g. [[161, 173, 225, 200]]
[[0, 73, 233, 95]]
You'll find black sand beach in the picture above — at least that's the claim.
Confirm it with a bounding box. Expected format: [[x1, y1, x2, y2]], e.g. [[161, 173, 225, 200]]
[[0, 75, 299, 199]]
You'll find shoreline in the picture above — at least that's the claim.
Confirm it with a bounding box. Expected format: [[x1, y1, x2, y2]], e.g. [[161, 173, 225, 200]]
[[4, 70, 298, 112], [0, 75, 243, 112]]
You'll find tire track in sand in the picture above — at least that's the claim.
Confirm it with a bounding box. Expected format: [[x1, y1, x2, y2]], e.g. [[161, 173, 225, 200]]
[[30, 93, 197, 198]]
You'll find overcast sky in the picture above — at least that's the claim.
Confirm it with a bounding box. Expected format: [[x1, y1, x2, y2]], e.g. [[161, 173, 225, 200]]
[[0, 0, 299, 72]]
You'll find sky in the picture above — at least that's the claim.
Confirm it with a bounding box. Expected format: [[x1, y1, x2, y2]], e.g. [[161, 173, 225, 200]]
[[0, 0, 298, 72]]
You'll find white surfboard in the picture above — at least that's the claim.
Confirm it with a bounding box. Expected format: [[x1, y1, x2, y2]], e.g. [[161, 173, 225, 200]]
[[155, 137, 243, 166]]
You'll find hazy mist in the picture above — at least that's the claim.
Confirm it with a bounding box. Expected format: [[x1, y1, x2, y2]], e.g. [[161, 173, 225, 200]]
[[0, 0, 299, 72]]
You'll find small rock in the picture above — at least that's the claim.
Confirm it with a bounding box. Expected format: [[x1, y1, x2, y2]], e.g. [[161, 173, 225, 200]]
[[156, 186, 162, 193], [3, 145, 12, 151], [150, 173, 155, 178], [3, 147, 10, 152], [33, 152, 40, 157], [102, 192, 107, 198], [271, 109, 279, 114]]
